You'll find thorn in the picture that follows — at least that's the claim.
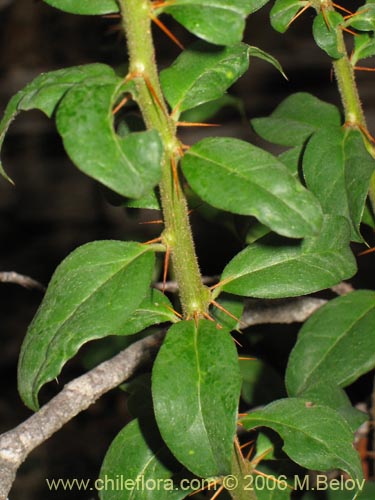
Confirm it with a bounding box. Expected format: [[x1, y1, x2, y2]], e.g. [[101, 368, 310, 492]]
[[358, 246, 375, 256], [238, 412, 248, 418], [253, 469, 294, 490], [354, 66, 375, 72], [321, 7, 331, 30], [251, 446, 273, 467], [152, 0, 176, 9], [102, 13, 121, 19], [358, 123, 375, 144], [162, 246, 171, 292], [340, 26, 358, 36], [187, 478, 221, 496], [151, 14, 184, 50], [203, 311, 216, 322], [176, 121, 221, 127], [211, 299, 241, 325], [235, 437, 246, 465], [238, 356, 257, 361], [112, 94, 131, 115], [232, 335, 243, 348], [142, 236, 163, 245], [165, 304, 183, 319], [139, 219, 164, 225], [210, 485, 225, 500], [210, 277, 232, 290], [332, 2, 352, 15], [286, 3, 311, 28], [144, 74, 166, 114], [240, 439, 254, 450], [344, 8, 369, 20]]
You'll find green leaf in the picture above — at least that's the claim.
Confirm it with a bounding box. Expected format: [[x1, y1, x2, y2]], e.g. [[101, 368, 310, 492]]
[[278, 146, 302, 177], [240, 358, 285, 406], [152, 320, 241, 477], [160, 42, 249, 115], [302, 481, 375, 500], [163, 0, 270, 45], [99, 419, 189, 500], [294, 379, 368, 433], [56, 82, 163, 198], [253, 463, 293, 499], [312, 11, 345, 59], [248, 46, 287, 79], [180, 94, 244, 123], [123, 189, 161, 210], [18, 240, 155, 410], [43, 0, 119, 15], [352, 32, 375, 65], [348, 2, 375, 32], [242, 398, 363, 484], [0, 63, 118, 183], [286, 290, 375, 396], [270, 0, 308, 34], [303, 127, 375, 242], [182, 137, 323, 239], [220, 215, 356, 298], [251, 92, 341, 147]]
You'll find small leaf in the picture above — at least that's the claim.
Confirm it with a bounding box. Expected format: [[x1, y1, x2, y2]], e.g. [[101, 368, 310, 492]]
[[348, 2, 375, 32], [303, 127, 375, 242], [270, 0, 308, 33], [161, 41, 249, 114], [286, 290, 375, 396], [182, 137, 323, 238], [18, 241, 155, 410], [312, 11, 345, 59], [220, 215, 356, 298], [99, 419, 189, 500], [43, 0, 119, 15], [352, 32, 375, 65], [0, 64, 118, 183], [242, 398, 363, 484], [248, 46, 287, 79], [152, 320, 241, 477], [163, 0, 270, 45], [56, 82, 163, 198], [251, 92, 341, 147]]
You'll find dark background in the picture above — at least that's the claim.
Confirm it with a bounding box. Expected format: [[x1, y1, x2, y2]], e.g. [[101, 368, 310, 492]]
[[0, 1, 374, 498]]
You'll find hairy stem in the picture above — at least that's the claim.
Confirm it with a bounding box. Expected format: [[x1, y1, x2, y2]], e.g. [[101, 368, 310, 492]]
[[119, 0, 209, 317]]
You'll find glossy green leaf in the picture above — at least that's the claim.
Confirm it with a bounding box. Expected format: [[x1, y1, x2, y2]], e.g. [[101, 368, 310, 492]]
[[0, 64, 118, 183], [182, 137, 323, 238], [352, 32, 375, 65], [99, 419, 189, 500], [278, 146, 302, 177], [161, 42, 249, 114], [180, 94, 244, 123], [303, 127, 375, 242], [286, 290, 375, 397], [251, 92, 341, 147], [211, 296, 244, 331], [312, 11, 345, 59], [56, 82, 163, 198], [302, 481, 374, 500], [242, 398, 363, 484], [164, 0, 270, 45], [294, 379, 367, 433], [43, 0, 119, 15], [18, 241, 155, 410], [220, 215, 356, 298], [248, 46, 287, 79], [152, 320, 241, 477], [348, 2, 375, 32], [270, 0, 308, 33], [123, 189, 161, 210]]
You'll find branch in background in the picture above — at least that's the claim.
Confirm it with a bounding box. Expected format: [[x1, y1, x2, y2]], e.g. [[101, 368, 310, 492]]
[[0, 331, 164, 500], [0, 272, 45, 292]]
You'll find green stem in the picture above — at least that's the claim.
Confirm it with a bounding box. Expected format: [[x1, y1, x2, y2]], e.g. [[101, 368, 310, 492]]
[[119, 0, 209, 317], [229, 443, 257, 500]]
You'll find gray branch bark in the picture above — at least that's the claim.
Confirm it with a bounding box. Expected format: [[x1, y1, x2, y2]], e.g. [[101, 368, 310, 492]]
[[0, 332, 164, 500]]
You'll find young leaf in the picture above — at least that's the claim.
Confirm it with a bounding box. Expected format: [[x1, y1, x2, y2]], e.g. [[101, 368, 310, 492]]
[[152, 320, 241, 477], [251, 92, 341, 147], [18, 241, 155, 411], [182, 137, 323, 239], [220, 215, 356, 298], [242, 398, 363, 485], [160, 42, 250, 115], [303, 127, 375, 242], [99, 419, 189, 500], [286, 290, 375, 396], [56, 82, 163, 199], [43, 0, 119, 15], [312, 11, 345, 60], [163, 0, 270, 46], [352, 32, 375, 65], [0, 64, 118, 183], [270, 0, 308, 34], [347, 2, 375, 32]]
